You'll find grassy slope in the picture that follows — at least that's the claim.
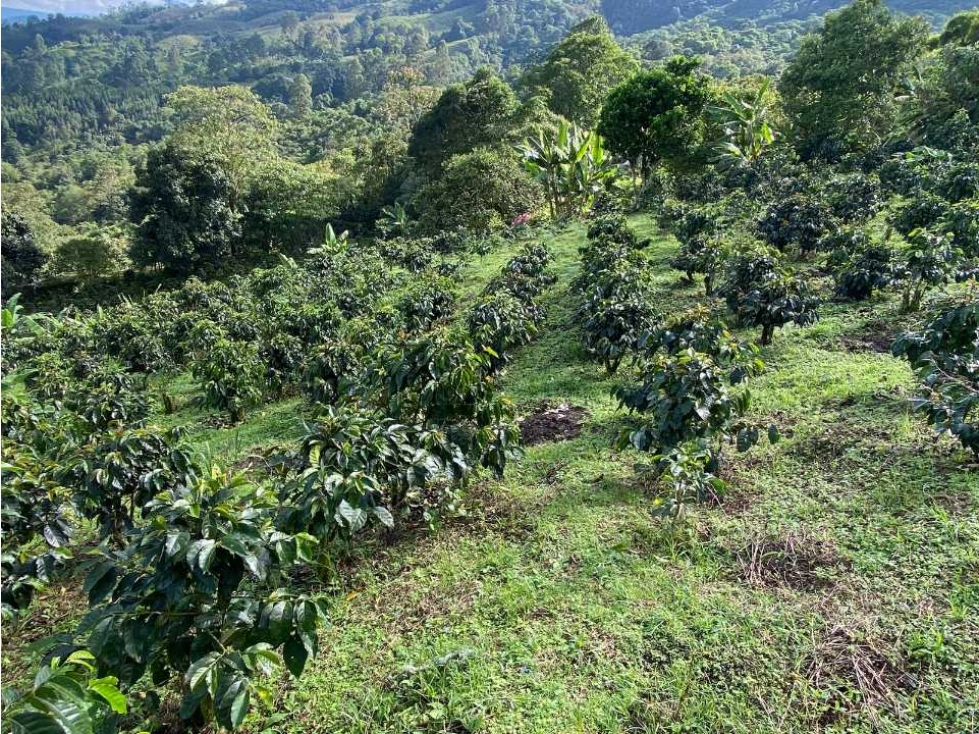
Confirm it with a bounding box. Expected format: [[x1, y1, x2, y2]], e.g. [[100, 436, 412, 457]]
[[5, 217, 977, 732], [253, 217, 977, 733]]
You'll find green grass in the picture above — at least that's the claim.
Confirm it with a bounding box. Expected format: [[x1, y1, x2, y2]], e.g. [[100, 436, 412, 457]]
[[6, 216, 977, 733], [249, 216, 978, 733]]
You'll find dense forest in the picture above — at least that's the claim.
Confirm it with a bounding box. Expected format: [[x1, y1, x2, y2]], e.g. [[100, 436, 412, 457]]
[[1, 0, 978, 732]]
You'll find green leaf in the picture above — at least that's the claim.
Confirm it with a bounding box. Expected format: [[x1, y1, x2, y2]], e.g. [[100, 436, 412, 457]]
[[82, 562, 117, 605], [768, 423, 780, 444], [230, 686, 250, 729], [187, 539, 217, 573], [185, 652, 221, 693], [283, 636, 308, 677], [11, 711, 65, 734], [87, 677, 127, 714]]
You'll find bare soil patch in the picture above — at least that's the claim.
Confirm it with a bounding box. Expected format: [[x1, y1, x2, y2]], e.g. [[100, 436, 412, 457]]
[[805, 624, 914, 727], [518, 402, 589, 446], [732, 532, 847, 591], [840, 320, 896, 354]]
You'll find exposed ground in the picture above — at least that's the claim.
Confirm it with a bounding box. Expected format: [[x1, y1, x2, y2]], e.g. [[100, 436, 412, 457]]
[[5, 216, 977, 733]]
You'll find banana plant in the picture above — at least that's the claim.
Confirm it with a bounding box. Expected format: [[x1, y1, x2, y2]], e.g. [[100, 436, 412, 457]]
[[377, 202, 411, 238], [307, 224, 350, 258], [517, 120, 617, 219], [710, 79, 776, 168]]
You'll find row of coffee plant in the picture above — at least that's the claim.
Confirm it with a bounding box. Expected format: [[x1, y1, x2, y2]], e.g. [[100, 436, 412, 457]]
[[571, 217, 782, 518], [1, 242, 557, 732]]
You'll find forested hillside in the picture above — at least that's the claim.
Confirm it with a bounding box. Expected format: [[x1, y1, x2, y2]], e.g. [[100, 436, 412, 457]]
[[1, 0, 978, 732]]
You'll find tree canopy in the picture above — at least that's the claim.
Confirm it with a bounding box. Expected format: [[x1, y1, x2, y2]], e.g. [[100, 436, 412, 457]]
[[597, 56, 713, 177], [780, 0, 929, 158]]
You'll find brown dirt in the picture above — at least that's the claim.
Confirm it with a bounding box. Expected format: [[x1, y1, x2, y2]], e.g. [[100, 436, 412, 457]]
[[840, 320, 896, 354], [518, 402, 589, 446], [732, 532, 847, 591], [805, 624, 915, 727]]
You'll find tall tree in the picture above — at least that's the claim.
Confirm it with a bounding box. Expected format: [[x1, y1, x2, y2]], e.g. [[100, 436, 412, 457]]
[[288, 73, 313, 119], [165, 86, 277, 208], [129, 144, 240, 274], [597, 56, 713, 179], [1, 211, 47, 299], [780, 0, 928, 158], [521, 17, 638, 128], [408, 67, 519, 174]]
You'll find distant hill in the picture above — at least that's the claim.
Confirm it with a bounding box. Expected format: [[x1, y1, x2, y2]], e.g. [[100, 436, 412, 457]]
[[2, 6, 53, 23]]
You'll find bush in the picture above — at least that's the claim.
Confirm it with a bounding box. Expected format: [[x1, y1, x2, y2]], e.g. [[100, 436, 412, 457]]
[[718, 249, 819, 344], [822, 172, 884, 223], [415, 147, 543, 234], [757, 193, 835, 252], [891, 230, 960, 312], [575, 218, 657, 373], [819, 226, 872, 267], [942, 200, 979, 256], [940, 162, 979, 203], [834, 243, 895, 300], [614, 345, 772, 467], [468, 291, 539, 373], [397, 276, 456, 333], [893, 300, 978, 456], [191, 336, 265, 421], [892, 192, 952, 237], [53, 233, 123, 282], [80, 468, 327, 730]]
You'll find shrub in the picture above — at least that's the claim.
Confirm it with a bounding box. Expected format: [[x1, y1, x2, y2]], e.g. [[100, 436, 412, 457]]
[[397, 276, 456, 333], [718, 249, 819, 344], [834, 243, 896, 300], [892, 192, 952, 237], [615, 345, 774, 462], [893, 300, 978, 456], [92, 298, 175, 374], [581, 290, 660, 373], [940, 162, 979, 203], [80, 468, 327, 730], [879, 148, 954, 196], [191, 336, 265, 421], [819, 226, 873, 267], [468, 291, 539, 373], [576, 217, 657, 372], [372, 328, 519, 476], [670, 236, 726, 295], [65, 426, 188, 545], [942, 200, 979, 256], [757, 193, 835, 252], [891, 230, 960, 312], [415, 147, 543, 234], [822, 172, 884, 223]]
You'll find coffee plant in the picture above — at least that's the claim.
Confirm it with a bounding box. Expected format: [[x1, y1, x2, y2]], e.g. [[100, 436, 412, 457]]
[[65, 426, 190, 546], [397, 276, 456, 333], [834, 243, 896, 300], [191, 336, 265, 422], [468, 291, 540, 373], [576, 218, 658, 373], [757, 193, 835, 253], [893, 299, 979, 456], [891, 230, 960, 312], [3, 650, 127, 734], [822, 172, 884, 223], [77, 467, 327, 731], [892, 192, 952, 237]]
